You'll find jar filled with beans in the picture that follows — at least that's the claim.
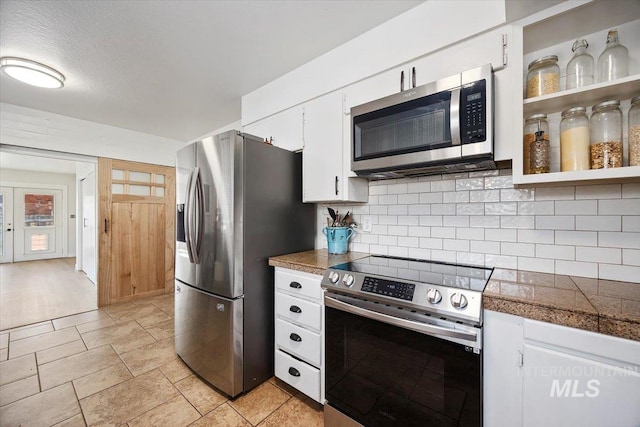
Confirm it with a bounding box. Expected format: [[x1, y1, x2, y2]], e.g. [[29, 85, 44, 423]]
[[590, 100, 623, 169], [526, 55, 560, 98]]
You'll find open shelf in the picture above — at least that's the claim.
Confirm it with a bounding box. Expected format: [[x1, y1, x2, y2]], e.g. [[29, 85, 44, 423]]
[[514, 165, 640, 187], [523, 74, 640, 116]]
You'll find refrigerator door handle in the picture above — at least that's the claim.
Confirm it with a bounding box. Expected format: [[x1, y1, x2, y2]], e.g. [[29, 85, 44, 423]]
[[184, 168, 195, 263], [187, 167, 200, 263], [194, 168, 205, 263]]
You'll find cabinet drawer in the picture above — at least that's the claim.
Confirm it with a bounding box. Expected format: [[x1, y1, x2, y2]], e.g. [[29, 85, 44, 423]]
[[275, 268, 322, 302], [276, 292, 322, 331], [276, 318, 321, 366], [275, 350, 321, 403]]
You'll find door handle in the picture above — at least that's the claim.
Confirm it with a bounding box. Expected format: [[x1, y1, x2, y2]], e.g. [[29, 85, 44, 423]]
[[412, 66, 416, 88], [334, 176, 339, 196], [288, 367, 301, 377], [400, 70, 405, 91], [289, 281, 302, 289], [5, 228, 12, 232], [289, 305, 302, 314], [104, 219, 108, 233], [289, 333, 302, 342]]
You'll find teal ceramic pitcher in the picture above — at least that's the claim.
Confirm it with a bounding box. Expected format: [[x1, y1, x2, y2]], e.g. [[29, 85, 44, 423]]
[[323, 227, 354, 254]]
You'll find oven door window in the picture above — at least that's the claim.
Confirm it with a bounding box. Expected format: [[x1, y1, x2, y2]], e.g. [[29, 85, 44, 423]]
[[325, 306, 481, 427], [353, 91, 452, 161]]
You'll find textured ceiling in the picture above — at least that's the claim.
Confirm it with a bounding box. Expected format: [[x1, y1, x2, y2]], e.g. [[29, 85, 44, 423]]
[[0, 0, 422, 141]]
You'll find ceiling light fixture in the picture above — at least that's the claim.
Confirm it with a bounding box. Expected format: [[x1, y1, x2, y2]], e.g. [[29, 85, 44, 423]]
[[0, 57, 65, 89]]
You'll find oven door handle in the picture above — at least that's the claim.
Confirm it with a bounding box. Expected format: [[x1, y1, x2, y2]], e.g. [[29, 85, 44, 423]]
[[324, 295, 478, 343]]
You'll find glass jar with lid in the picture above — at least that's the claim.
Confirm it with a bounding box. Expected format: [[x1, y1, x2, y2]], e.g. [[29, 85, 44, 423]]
[[590, 100, 623, 169], [526, 55, 560, 98], [597, 29, 629, 83], [629, 95, 640, 167], [530, 130, 551, 174], [566, 39, 594, 90], [523, 114, 549, 174], [560, 107, 590, 171]]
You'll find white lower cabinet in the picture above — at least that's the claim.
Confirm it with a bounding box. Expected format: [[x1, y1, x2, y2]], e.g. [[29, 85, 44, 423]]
[[484, 310, 640, 427], [274, 267, 324, 403]]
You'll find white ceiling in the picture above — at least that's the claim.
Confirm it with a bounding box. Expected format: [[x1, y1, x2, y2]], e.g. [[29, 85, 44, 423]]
[[0, 0, 423, 142], [0, 152, 79, 175]]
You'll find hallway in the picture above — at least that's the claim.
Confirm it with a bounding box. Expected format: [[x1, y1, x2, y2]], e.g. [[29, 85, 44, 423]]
[[0, 258, 96, 330]]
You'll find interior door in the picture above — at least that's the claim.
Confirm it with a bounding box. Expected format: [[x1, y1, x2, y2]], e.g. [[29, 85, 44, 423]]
[[98, 158, 175, 306], [0, 187, 14, 263], [81, 172, 97, 284], [13, 188, 63, 262]]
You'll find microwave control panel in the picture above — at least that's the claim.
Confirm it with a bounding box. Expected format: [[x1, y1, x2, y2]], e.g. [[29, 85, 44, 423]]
[[460, 79, 486, 144]]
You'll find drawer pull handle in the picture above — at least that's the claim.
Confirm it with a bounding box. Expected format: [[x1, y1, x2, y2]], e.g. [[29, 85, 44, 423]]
[[289, 305, 302, 314], [290, 333, 302, 342], [289, 281, 302, 289], [288, 367, 301, 377]]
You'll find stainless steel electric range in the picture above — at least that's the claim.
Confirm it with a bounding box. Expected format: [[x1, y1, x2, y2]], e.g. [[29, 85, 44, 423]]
[[321, 255, 493, 427]]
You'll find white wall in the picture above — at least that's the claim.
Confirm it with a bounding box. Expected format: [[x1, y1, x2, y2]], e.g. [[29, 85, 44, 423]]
[[1, 103, 184, 166], [0, 168, 77, 257], [316, 170, 640, 283]]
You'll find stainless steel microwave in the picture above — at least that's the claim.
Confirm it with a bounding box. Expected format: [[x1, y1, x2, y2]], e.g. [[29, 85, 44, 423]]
[[351, 64, 494, 178]]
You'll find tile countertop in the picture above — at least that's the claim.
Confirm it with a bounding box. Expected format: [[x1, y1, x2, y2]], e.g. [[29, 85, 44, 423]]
[[269, 250, 640, 342]]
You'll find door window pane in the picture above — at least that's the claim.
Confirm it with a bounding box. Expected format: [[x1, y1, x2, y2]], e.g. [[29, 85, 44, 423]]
[[30, 234, 49, 251], [112, 184, 124, 194], [154, 174, 165, 184], [129, 185, 151, 196], [112, 169, 125, 180], [130, 171, 151, 183], [24, 194, 54, 227]]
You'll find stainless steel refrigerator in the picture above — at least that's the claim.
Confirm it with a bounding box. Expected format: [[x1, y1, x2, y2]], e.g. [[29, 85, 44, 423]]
[[174, 130, 315, 397]]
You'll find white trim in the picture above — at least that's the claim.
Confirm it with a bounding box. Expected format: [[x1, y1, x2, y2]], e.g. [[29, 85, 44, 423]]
[[0, 143, 98, 164], [1, 181, 69, 257]]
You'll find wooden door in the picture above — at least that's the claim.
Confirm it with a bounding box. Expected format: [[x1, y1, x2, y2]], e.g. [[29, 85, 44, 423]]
[[98, 158, 175, 306]]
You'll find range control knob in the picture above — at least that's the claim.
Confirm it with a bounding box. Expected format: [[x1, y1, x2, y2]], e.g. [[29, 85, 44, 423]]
[[342, 274, 355, 287], [328, 271, 340, 284], [450, 293, 468, 309], [426, 288, 442, 304]]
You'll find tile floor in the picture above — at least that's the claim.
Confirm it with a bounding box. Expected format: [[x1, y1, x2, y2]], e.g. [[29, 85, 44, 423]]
[[0, 293, 324, 426]]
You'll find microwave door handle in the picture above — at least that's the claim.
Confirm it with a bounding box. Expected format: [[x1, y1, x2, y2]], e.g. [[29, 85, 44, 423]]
[[324, 294, 478, 344], [450, 88, 461, 146]]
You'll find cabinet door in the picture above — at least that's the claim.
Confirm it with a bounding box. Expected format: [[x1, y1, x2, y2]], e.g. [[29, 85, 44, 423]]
[[302, 91, 345, 202], [243, 106, 303, 152], [522, 342, 640, 427]]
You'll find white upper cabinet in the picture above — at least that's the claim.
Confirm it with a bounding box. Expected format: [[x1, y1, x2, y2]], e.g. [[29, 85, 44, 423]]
[[242, 106, 304, 152], [302, 91, 368, 203], [512, 1, 640, 186]]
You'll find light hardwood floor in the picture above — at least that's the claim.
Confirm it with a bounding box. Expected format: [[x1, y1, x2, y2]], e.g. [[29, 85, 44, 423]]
[[0, 258, 97, 330]]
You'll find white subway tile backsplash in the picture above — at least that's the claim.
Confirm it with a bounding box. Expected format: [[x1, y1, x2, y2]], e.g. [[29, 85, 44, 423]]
[[379, 215, 398, 225], [484, 176, 513, 189], [457, 203, 485, 215], [444, 216, 469, 227], [517, 201, 555, 215], [598, 199, 640, 215], [485, 202, 517, 215], [398, 194, 420, 204], [555, 200, 597, 215], [500, 189, 535, 201], [456, 178, 484, 191], [419, 192, 443, 204], [471, 240, 500, 254], [369, 186, 387, 196], [623, 216, 640, 232], [388, 246, 409, 258], [501, 242, 535, 257], [379, 235, 397, 245], [517, 229, 554, 244], [379, 195, 398, 205], [359, 234, 379, 244], [388, 226, 408, 236], [555, 230, 598, 247], [370, 245, 389, 255], [457, 228, 485, 241], [501, 216, 535, 229], [371, 224, 388, 235], [444, 191, 470, 203], [485, 228, 517, 242], [470, 190, 500, 203], [457, 252, 486, 266], [555, 260, 598, 278], [599, 232, 640, 249], [576, 216, 621, 231], [535, 244, 575, 260], [623, 249, 640, 266], [408, 204, 430, 215], [535, 186, 575, 200], [408, 226, 431, 237], [387, 183, 408, 194], [408, 248, 431, 260], [470, 216, 500, 228], [598, 264, 640, 282], [408, 182, 431, 193], [536, 216, 574, 230], [419, 216, 443, 226], [388, 205, 408, 215], [398, 216, 420, 226], [420, 238, 443, 249], [432, 227, 456, 239], [470, 170, 500, 178], [622, 183, 640, 198], [368, 195, 379, 205], [517, 257, 555, 273], [443, 239, 470, 252], [398, 236, 419, 248], [576, 247, 621, 264], [352, 243, 370, 252], [430, 180, 455, 192], [370, 205, 388, 215], [431, 250, 457, 263], [485, 254, 518, 269], [431, 204, 456, 215], [575, 184, 621, 200]]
